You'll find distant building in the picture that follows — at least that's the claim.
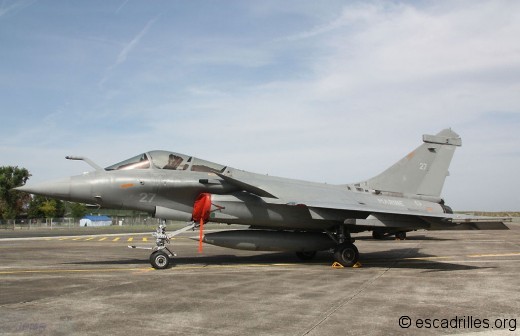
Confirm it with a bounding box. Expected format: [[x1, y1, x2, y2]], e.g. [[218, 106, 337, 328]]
[[80, 215, 112, 227]]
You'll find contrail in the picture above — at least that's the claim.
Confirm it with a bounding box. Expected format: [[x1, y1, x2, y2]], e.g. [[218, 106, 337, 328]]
[[0, 0, 36, 18], [115, 17, 158, 67], [115, 0, 130, 14], [99, 16, 159, 88]]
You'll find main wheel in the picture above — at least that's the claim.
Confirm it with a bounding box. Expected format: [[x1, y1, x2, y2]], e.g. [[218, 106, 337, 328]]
[[150, 251, 171, 269], [372, 230, 384, 240], [333, 243, 359, 267], [395, 231, 407, 240], [296, 251, 317, 261]]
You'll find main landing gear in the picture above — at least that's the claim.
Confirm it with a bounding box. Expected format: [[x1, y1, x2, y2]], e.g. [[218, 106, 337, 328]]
[[372, 229, 407, 240], [326, 225, 360, 267], [395, 231, 407, 240], [294, 226, 360, 266]]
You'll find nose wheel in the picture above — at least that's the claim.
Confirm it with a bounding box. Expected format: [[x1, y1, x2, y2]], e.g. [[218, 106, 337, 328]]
[[150, 250, 171, 269]]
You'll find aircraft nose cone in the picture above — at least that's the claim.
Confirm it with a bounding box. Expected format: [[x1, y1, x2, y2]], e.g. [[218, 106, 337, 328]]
[[15, 177, 72, 199]]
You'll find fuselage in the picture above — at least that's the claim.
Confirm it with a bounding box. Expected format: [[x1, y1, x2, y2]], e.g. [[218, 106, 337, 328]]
[[21, 150, 446, 231]]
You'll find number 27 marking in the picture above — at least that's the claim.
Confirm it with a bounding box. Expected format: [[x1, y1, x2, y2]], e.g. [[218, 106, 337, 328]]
[[139, 193, 156, 203], [419, 163, 428, 170]]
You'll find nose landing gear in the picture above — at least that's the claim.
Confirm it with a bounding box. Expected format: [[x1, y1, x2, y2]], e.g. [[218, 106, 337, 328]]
[[129, 222, 196, 269], [149, 223, 176, 269]]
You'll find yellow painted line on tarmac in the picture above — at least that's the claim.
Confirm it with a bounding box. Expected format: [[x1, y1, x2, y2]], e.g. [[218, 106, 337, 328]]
[[37, 236, 153, 243], [403, 256, 454, 260], [0, 263, 301, 275], [401, 252, 520, 261], [0, 268, 152, 275], [467, 252, 520, 258]]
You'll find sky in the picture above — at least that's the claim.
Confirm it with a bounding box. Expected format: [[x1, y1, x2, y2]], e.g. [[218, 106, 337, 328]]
[[1, 0, 519, 211]]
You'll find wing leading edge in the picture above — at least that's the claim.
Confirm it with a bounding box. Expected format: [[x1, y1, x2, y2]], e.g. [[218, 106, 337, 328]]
[[216, 171, 278, 199]]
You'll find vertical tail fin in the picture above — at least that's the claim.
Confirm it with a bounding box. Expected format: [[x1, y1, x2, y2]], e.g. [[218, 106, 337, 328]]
[[359, 129, 461, 197]]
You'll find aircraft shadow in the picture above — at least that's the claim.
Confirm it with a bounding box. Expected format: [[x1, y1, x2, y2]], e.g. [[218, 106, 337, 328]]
[[359, 249, 484, 272], [354, 235, 453, 241], [66, 247, 486, 272], [64, 259, 150, 266]]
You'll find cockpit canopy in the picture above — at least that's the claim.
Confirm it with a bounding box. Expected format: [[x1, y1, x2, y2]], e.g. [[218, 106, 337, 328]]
[[105, 150, 226, 173]]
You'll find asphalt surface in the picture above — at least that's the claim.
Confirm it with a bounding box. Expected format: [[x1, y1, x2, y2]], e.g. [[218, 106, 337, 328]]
[[1, 223, 519, 335]]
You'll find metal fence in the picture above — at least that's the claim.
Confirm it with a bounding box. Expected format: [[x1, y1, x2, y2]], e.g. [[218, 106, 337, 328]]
[[0, 216, 168, 230]]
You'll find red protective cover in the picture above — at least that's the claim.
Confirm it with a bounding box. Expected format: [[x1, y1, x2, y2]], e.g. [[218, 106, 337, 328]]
[[192, 193, 212, 252], [192, 193, 212, 222]]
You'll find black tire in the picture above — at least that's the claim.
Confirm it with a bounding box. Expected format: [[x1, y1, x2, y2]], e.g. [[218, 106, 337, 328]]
[[333, 243, 359, 267], [296, 251, 317, 261], [150, 251, 170, 269], [372, 230, 384, 240], [395, 231, 407, 240]]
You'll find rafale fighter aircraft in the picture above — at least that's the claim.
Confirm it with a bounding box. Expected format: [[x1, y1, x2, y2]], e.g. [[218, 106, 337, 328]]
[[16, 129, 510, 269]]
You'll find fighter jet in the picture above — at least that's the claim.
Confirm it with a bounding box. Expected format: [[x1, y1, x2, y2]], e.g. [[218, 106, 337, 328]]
[[16, 129, 510, 269]]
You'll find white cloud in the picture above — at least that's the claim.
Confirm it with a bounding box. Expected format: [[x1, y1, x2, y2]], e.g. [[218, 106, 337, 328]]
[[2, 1, 519, 211], [136, 1, 520, 209]]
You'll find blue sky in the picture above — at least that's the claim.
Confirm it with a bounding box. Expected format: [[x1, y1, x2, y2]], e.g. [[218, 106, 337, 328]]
[[1, 0, 519, 210]]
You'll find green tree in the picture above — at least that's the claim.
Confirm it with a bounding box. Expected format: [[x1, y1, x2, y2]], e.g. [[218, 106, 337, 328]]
[[55, 198, 65, 217], [28, 195, 46, 218], [28, 196, 65, 219], [40, 199, 57, 219], [0, 166, 31, 220], [69, 202, 87, 219]]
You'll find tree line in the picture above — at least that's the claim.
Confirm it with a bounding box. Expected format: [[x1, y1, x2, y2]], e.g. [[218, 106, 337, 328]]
[[0, 166, 87, 221]]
